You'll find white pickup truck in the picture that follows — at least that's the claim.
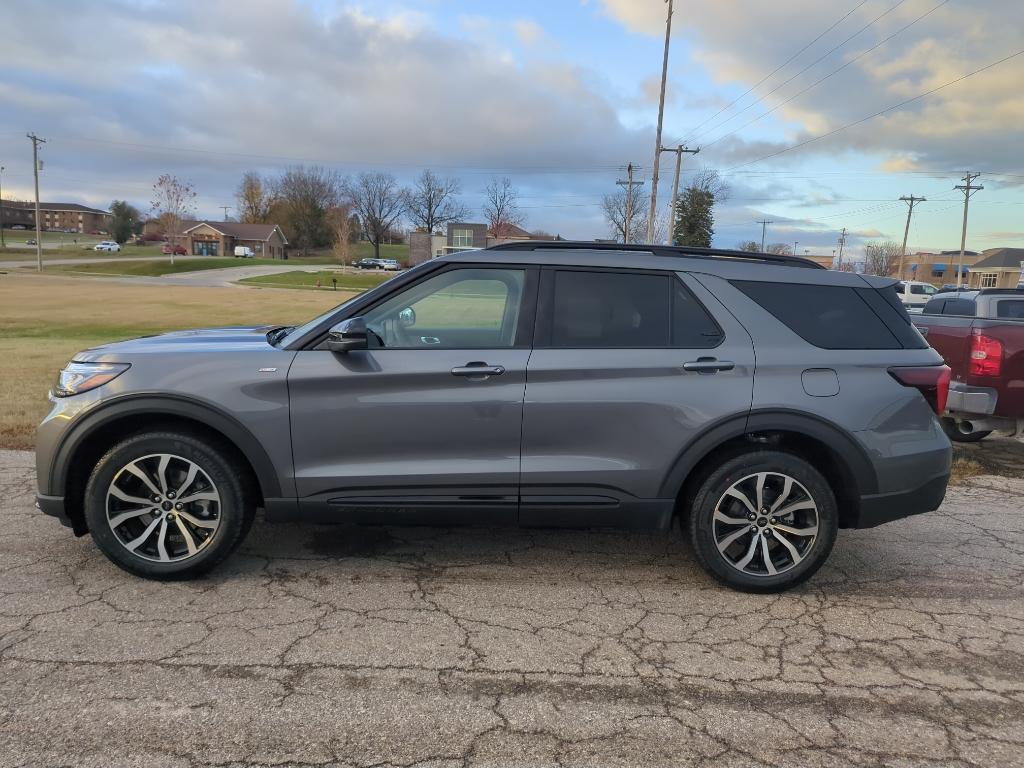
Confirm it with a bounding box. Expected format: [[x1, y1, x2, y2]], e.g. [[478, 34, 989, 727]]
[[894, 280, 938, 311]]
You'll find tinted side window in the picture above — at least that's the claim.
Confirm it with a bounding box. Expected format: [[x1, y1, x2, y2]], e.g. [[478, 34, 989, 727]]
[[551, 271, 669, 347], [733, 281, 901, 350], [922, 297, 945, 315], [672, 282, 723, 347], [943, 298, 977, 316], [996, 299, 1024, 319]]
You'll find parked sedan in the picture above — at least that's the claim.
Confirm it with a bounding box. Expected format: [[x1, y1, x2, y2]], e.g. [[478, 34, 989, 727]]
[[355, 258, 381, 269], [161, 244, 187, 255], [378, 259, 403, 271], [94, 241, 122, 253]]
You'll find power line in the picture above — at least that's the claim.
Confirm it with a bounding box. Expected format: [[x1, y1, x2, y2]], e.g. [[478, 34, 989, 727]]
[[724, 46, 1024, 172], [27, 132, 46, 272], [679, 0, 911, 146], [698, 0, 951, 150], [677, 0, 870, 143], [954, 172, 983, 287], [756, 219, 774, 251], [897, 195, 926, 279]]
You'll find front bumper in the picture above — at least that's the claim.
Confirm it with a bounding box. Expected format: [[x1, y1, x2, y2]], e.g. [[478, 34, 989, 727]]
[[854, 472, 949, 528]]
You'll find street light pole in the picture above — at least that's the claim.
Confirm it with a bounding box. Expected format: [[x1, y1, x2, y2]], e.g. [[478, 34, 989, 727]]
[[646, 0, 673, 244]]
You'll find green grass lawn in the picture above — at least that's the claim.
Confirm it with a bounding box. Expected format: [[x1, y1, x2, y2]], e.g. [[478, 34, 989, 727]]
[[240, 270, 398, 291], [44, 257, 297, 277]]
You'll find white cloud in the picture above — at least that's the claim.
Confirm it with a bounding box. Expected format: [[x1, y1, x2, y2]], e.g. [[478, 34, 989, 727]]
[[594, 0, 1024, 173]]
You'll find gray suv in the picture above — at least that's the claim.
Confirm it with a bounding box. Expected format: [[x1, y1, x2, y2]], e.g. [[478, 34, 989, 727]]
[[36, 243, 952, 591]]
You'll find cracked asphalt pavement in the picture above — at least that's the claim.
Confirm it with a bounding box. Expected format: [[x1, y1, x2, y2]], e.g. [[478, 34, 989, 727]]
[[1, 449, 1023, 767]]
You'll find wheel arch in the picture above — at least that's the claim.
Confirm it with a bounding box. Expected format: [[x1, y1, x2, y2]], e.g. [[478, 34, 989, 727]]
[[54, 395, 281, 533], [661, 410, 877, 529]]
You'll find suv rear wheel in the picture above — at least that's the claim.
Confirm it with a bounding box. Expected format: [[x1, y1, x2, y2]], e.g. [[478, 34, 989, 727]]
[[83, 431, 254, 579], [688, 450, 838, 592]]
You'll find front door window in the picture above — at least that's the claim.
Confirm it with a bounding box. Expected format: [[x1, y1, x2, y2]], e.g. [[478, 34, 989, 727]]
[[362, 267, 526, 348]]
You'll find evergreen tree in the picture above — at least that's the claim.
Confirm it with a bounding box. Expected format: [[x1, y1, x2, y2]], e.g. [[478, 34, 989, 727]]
[[672, 187, 714, 247]]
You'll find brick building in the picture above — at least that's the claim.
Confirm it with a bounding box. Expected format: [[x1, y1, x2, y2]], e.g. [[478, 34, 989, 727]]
[[0, 200, 112, 233]]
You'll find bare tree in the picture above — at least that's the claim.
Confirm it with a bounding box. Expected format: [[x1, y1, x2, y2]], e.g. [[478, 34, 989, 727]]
[[150, 174, 196, 265], [864, 240, 902, 276], [599, 188, 670, 244], [276, 166, 341, 256], [345, 172, 406, 259], [327, 205, 357, 264], [765, 242, 793, 255], [404, 170, 468, 234], [236, 171, 274, 223], [736, 240, 760, 252], [601, 188, 647, 244], [483, 177, 525, 238]]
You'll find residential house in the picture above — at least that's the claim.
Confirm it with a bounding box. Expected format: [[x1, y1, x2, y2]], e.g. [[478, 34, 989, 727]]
[[184, 221, 288, 258], [143, 219, 289, 258], [966, 247, 1024, 289]]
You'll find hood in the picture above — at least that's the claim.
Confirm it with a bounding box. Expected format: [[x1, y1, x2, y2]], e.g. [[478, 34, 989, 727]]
[[74, 326, 279, 361]]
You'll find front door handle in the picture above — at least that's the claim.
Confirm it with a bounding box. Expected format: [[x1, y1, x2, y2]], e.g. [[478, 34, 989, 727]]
[[682, 357, 735, 374], [451, 362, 505, 378]]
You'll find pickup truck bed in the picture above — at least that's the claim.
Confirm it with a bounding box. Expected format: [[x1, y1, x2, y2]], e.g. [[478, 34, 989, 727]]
[[913, 289, 1024, 439]]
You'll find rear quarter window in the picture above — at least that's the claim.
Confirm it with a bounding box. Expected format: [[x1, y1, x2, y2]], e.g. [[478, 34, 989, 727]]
[[732, 281, 911, 350], [995, 299, 1024, 319]]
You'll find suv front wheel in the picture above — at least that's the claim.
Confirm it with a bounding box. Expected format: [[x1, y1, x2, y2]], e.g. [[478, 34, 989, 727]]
[[689, 450, 838, 592], [84, 431, 254, 579]]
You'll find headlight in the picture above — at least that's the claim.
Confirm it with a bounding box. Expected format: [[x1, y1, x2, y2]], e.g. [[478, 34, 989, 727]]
[[53, 361, 130, 397]]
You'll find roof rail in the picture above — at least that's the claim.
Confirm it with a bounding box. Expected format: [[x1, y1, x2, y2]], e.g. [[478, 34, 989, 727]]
[[483, 240, 825, 269], [978, 287, 1024, 295]]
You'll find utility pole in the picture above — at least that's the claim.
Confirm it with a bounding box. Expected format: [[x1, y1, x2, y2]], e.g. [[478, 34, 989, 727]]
[[756, 219, 773, 252], [0, 165, 5, 249], [27, 133, 46, 272], [836, 227, 847, 269], [662, 144, 699, 245], [954, 172, 983, 288], [897, 195, 926, 280], [646, 0, 673, 244], [219, 205, 231, 221], [616, 163, 644, 244]]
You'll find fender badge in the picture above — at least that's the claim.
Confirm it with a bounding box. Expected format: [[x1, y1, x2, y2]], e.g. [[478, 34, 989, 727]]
[[257, 367, 278, 373]]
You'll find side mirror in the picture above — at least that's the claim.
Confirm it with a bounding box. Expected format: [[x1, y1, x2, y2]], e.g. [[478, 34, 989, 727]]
[[398, 306, 416, 328], [326, 317, 369, 353]]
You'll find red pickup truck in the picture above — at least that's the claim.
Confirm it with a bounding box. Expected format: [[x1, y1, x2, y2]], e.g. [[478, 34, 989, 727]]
[[912, 288, 1024, 441]]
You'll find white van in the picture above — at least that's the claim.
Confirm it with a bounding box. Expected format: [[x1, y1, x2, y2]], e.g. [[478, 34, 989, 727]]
[[894, 280, 938, 311], [234, 246, 255, 258]]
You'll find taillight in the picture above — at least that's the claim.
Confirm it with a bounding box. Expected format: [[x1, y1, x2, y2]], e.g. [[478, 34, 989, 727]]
[[888, 365, 951, 415], [969, 329, 1003, 377]]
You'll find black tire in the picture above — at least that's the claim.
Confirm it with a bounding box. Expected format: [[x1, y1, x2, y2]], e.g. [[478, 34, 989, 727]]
[[941, 418, 991, 443], [84, 431, 254, 580], [688, 450, 839, 593]]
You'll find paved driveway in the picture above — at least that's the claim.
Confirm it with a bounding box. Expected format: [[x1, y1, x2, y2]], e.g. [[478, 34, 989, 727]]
[[1, 449, 1022, 767]]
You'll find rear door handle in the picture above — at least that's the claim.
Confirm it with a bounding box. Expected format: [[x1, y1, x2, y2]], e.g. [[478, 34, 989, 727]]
[[451, 362, 505, 378], [682, 358, 735, 373]]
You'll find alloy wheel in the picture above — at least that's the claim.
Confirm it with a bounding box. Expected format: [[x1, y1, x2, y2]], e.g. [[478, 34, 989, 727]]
[[712, 471, 819, 577], [105, 453, 221, 563]]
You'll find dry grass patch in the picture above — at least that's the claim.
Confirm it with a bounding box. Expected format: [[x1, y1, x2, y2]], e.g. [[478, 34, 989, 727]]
[[0, 274, 353, 449]]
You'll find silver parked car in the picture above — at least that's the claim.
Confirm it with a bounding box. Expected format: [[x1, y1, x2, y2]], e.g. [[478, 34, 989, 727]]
[[36, 242, 951, 591]]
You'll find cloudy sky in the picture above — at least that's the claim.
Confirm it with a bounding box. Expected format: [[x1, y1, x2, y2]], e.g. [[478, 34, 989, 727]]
[[3, 0, 1023, 253]]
